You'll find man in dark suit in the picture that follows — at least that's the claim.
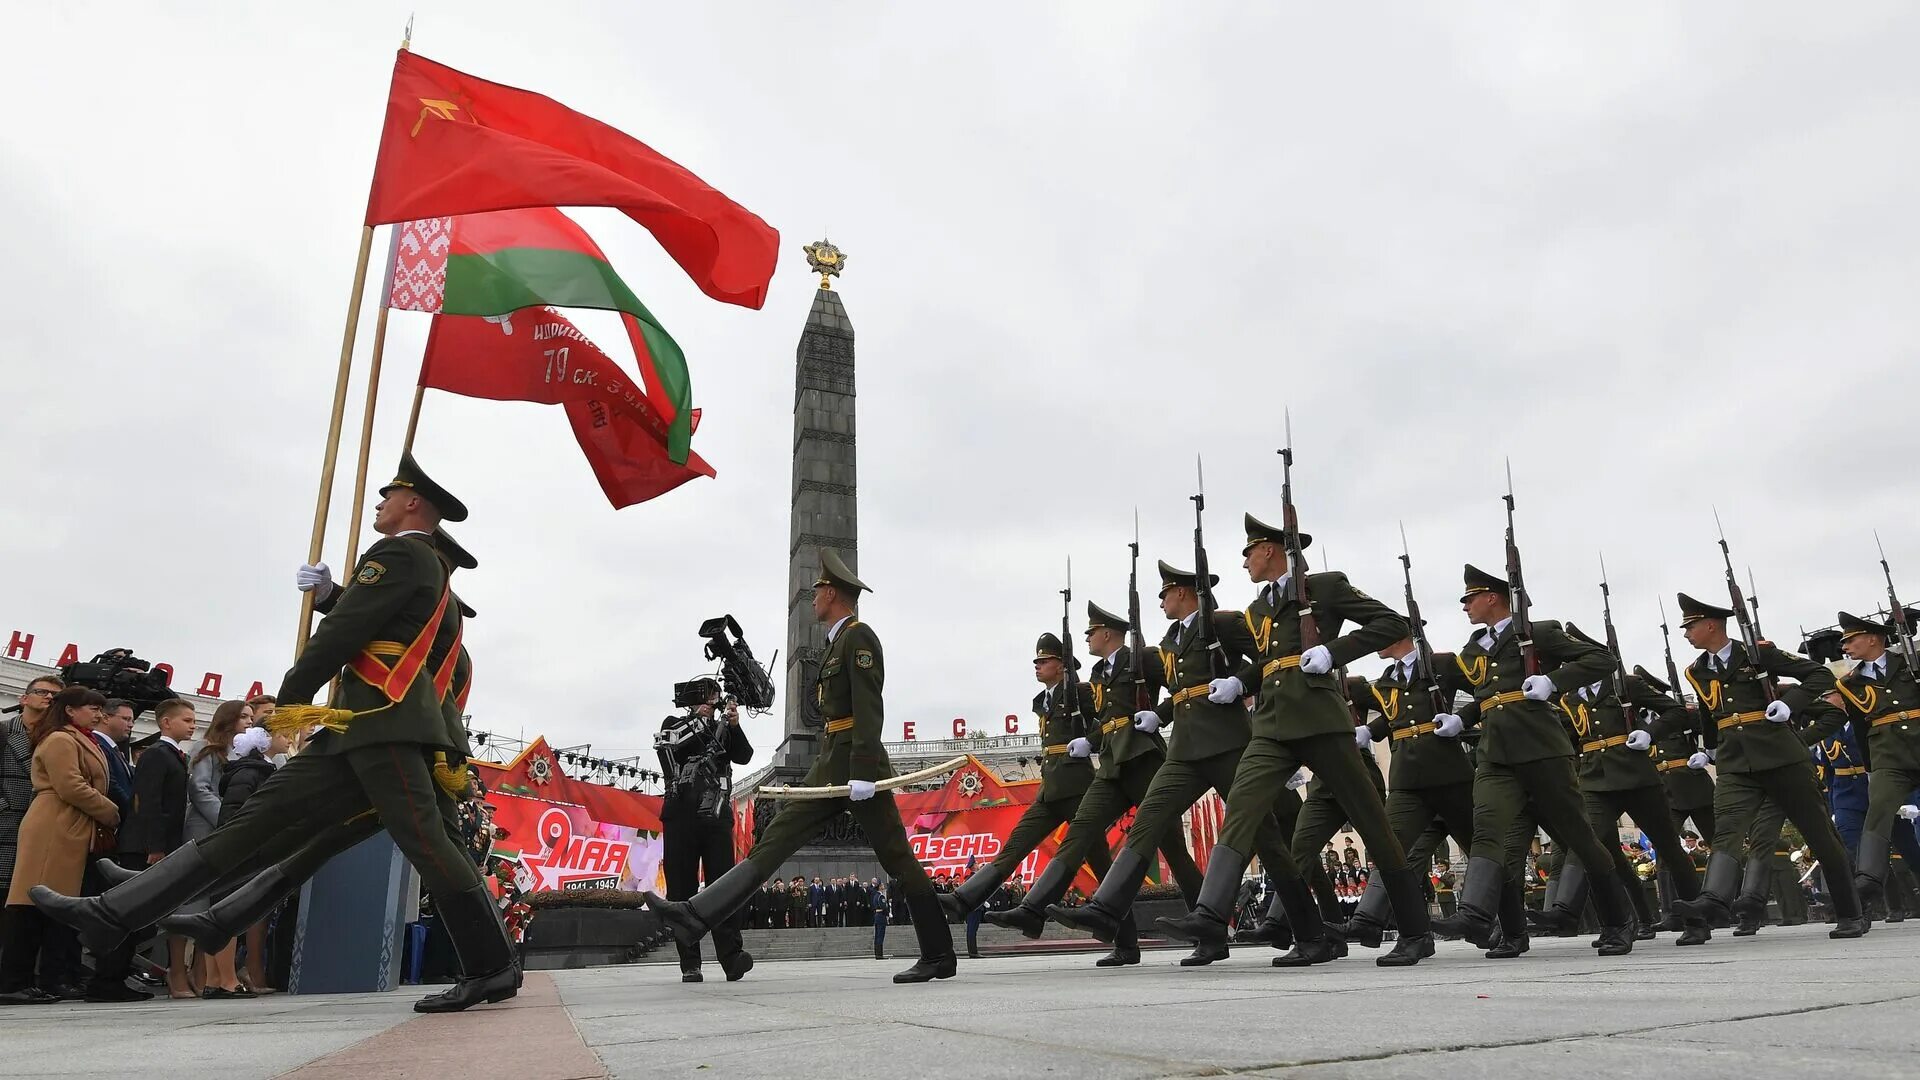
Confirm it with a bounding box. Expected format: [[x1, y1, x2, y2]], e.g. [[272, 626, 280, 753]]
[[71, 700, 145, 1002], [118, 699, 195, 999]]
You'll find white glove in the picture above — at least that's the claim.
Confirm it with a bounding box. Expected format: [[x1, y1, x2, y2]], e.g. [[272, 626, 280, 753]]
[[1285, 769, 1310, 790], [1354, 725, 1373, 750], [1133, 710, 1162, 733], [1067, 737, 1091, 759], [1898, 805, 1920, 822], [1765, 700, 1792, 723], [1300, 645, 1333, 675], [1625, 730, 1652, 752], [1207, 676, 1244, 704], [1687, 751, 1711, 770], [847, 779, 877, 802], [1434, 713, 1464, 738], [1522, 675, 1555, 701], [296, 562, 334, 598]]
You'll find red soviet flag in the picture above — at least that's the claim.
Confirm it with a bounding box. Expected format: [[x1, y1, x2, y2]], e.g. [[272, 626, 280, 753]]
[[366, 50, 779, 310], [420, 307, 715, 507]]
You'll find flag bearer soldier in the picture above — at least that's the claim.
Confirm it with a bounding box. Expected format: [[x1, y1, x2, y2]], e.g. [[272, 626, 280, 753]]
[[1668, 593, 1869, 938], [645, 551, 958, 983], [1151, 517, 1432, 968], [937, 635, 1112, 927], [1049, 562, 1297, 966], [1827, 611, 1920, 916], [1524, 627, 1710, 945], [1430, 565, 1641, 956], [35, 455, 520, 1012], [983, 602, 1205, 966]]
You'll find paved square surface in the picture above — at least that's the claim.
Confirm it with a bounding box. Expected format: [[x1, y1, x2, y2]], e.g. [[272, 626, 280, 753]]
[[1, 924, 1914, 1079]]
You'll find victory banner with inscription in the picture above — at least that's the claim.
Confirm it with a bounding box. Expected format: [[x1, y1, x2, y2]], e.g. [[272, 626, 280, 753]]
[[474, 738, 667, 893]]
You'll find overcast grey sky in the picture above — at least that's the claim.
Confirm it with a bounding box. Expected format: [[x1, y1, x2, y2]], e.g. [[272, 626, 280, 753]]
[[4, 3, 1916, 769]]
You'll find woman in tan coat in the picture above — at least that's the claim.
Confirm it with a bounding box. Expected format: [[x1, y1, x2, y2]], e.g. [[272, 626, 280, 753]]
[[0, 687, 118, 1005]]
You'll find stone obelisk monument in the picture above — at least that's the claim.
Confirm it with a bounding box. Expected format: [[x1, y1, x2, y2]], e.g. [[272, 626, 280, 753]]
[[775, 240, 856, 779]]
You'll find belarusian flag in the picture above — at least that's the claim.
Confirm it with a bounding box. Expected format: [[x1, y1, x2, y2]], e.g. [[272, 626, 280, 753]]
[[387, 207, 695, 463], [366, 50, 778, 310]]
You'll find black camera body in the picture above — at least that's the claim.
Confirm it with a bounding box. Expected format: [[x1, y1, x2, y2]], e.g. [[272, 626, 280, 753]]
[[698, 615, 776, 712], [60, 649, 175, 717]]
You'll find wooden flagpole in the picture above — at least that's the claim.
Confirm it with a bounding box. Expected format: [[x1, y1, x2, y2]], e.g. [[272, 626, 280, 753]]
[[342, 226, 404, 569], [295, 225, 377, 654], [402, 385, 427, 454]]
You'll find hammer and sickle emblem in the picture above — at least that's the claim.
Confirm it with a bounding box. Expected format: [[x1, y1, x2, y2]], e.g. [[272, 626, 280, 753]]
[[411, 98, 463, 137]]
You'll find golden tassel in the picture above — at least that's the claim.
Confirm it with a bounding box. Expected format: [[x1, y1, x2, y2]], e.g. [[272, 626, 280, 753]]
[[432, 752, 470, 799], [265, 704, 357, 738]]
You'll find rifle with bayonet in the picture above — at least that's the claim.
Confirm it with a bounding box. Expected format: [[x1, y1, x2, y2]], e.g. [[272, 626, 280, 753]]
[[1598, 553, 1639, 733], [1503, 460, 1540, 677], [1876, 532, 1920, 676], [1060, 557, 1089, 739], [1712, 509, 1779, 702], [1191, 457, 1230, 680], [1399, 523, 1449, 717], [1280, 410, 1321, 653], [1127, 510, 1153, 711]]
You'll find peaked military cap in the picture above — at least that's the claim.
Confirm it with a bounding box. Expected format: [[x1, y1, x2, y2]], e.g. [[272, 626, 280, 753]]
[[1632, 664, 1669, 693], [379, 452, 468, 522], [432, 527, 478, 571], [1676, 592, 1734, 627], [1086, 601, 1129, 633], [1837, 611, 1891, 642], [1460, 564, 1510, 604], [1034, 632, 1082, 669], [1242, 513, 1312, 556], [1157, 560, 1220, 597], [814, 549, 870, 594], [1563, 621, 1608, 652]]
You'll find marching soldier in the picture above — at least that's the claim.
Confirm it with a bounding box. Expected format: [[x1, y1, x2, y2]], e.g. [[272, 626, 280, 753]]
[[1151, 518, 1430, 967], [1667, 594, 1868, 938], [1430, 564, 1639, 956], [1049, 561, 1295, 966], [937, 634, 1112, 928], [982, 602, 1204, 966], [35, 456, 520, 1013], [1525, 627, 1710, 946], [1641, 664, 1715, 930], [1827, 611, 1920, 914], [645, 551, 958, 983]]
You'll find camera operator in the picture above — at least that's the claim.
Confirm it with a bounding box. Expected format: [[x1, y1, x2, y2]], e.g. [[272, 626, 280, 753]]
[[655, 682, 755, 983]]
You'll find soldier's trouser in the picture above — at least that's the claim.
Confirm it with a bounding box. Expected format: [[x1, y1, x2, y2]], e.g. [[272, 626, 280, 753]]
[[1865, 767, 1920, 842], [1709, 764, 1853, 900], [1218, 733, 1406, 876], [1124, 748, 1290, 882], [1770, 855, 1807, 922], [1050, 759, 1200, 904], [747, 790, 933, 895], [1469, 757, 1615, 898], [1292, 766, 1386, 919], [1669, 805, 1714, 847], [989, 794, 1103, 881], [1386, 783, 1477, 869], [199, 744, 483, 900], [1584, 785, 1699, 902], [664, 814, 747, 971]]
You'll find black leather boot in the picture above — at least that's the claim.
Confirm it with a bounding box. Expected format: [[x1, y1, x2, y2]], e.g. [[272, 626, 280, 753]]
[[1853, 832, 1890, 907], [1049, 848, 1145, 945], [414, 884, 521, 1012], [1376, 867, 1434, 967], [642, 861, 764, 950], [32, 842, 213, 956], [986, 855, 1073, 939], [1730, 856, 1771, 936], [1233, 890, 1293, 949], [94, 859, 140, 888], [939, 865, 1006, 924], [1430, 857, 1503, 949], [1625, 870, 1657, 939], [1672, 851, 1739, 930], [1270, 874, 1343, 967], [1338, 876, 1391, 949], [1485, 878, 1530, 958], [160, 866, 297, 955], [1097, 913, 1142, 967], [718, 948, 755, 982], [1589, 873, 1635, 957], [1153, 844, 1246, 960], [1527, 858, 1586, 935], [894, 890, 958, 983], [1656, 867, 1683, 932], [1828, 851, 1871, 939]]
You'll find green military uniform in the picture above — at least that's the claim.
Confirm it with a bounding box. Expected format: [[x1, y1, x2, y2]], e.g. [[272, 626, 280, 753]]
[[1154, 517, 1430, 968], [1431, 564, 1636, 952], [1287, 677, 1388, 920], [1828, 612, 1920, 903], [983, 603, 1205, 962], [1667, 593, 1865, 936], [1641, 665, 1716, 840], [1049, 562, 1296, 963]]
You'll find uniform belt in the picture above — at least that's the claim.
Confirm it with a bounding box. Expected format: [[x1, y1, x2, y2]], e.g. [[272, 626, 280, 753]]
[[825, 716, 854, 734], [1043, 744, 1070, 756], [1102, 716, 1132, 735], [1832, 765, 1867, 776], [1262, 655, 1303, 679], [1391, 722, 1437, 742], [1870, 709, 1920, 728], [1484, 690, 1528, 709], [1172, 684, 1212, 706], [1656, 759, 1690, 773], [1717, 710, 1768, 731], [1580, 734, 1631, 753]]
